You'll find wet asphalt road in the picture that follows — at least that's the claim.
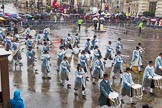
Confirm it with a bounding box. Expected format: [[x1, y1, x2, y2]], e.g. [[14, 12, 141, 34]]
[[3, 3, 162, 108], [8, 24, 162, 108]]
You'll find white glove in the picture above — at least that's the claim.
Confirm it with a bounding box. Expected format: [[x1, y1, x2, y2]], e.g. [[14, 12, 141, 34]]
[[97, 66, 100, 68]]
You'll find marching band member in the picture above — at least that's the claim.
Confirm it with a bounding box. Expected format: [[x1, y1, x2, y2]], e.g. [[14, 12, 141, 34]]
[[90, 35, 98, 50], [84, 38, 91, 54], [115, 38, 123, 54], [41, 49, 51, 79], [73, 33, 80, 48], [79, 50, 88, 72], [43, 29, 49, 41], [26, 47, 35, 68], [104, 41, 114, 64], [26, 36, 33, 49], [36, 31, 42, 46], [138, 42, 145, 60], [65, 33, 73, 50], [130, 46, 142, 72], [57, 46, 66, 72], [41, 41, 49, 54], [60, 56, 71, 89], [142, 61, 157, 95], [92, 46, 101, 62], [25, 25, 30, 38], [12, 39, 22, 66], [91, 46, 101, 71], [79, 50, 89, 79], [98, 74, 113, 107], [74, 64, 86, 96], [58, 39, 65, 49], [155, 53, 162, 75], [4, 37, 12, 51], [121, 67, 135, 105], [112, 51, 123, 81], [92, 56, 104, 85]]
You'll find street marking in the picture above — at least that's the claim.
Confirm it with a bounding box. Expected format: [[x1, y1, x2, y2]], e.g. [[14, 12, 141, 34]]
[[127, 39, 135, 42], [121, 55, 130, 58]]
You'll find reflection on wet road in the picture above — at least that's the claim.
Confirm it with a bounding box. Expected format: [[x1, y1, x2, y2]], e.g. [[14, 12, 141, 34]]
[[9, 25, 162, 108]]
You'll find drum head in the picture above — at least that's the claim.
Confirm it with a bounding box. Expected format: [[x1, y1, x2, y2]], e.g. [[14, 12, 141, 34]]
[[132, 84, 142, 89], [109, 92, 119, 99], [73, 48, 79, 54]]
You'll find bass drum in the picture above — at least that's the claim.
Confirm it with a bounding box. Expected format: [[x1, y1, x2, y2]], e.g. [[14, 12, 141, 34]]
[[73, 47, 79, 54]]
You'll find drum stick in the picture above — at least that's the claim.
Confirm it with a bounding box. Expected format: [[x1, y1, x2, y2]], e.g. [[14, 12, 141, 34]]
[[110, 98, 115, 103]]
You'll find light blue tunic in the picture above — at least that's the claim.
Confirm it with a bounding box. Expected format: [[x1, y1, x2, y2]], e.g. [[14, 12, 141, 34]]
[[115, 40, 122, 53], [155, 56, 162, 70], [122, 72, 134, 89], [131, 49, 142, 66], [79, 54, 87, 68]]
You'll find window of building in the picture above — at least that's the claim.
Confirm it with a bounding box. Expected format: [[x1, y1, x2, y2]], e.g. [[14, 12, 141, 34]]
[[149, 2, 157, 12]]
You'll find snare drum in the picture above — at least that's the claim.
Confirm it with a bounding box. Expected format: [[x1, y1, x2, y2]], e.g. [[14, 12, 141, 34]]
[[85, 53, 90, 60], [73, 48, 79, 54], [153, 75, 162, 88], [66, 49, 72, 58], [108, 92, 121, 107], [131, 84, 143, 98]]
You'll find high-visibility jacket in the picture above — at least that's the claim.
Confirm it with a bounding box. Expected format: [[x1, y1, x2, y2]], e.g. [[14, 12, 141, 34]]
[[139, 22, 143, 28], [77, 19, 83, 25]]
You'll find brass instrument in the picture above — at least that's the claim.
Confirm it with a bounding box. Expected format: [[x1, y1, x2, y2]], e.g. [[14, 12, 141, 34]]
[[32, 41, 36, 49], [29, 30, 36, 37]]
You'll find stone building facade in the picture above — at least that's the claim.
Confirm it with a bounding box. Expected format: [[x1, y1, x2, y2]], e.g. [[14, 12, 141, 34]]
[[123, 0, 162, 17]]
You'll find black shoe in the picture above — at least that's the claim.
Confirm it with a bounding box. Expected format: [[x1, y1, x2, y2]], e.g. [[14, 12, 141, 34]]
[[111, 63, 114, 67], [19, 63, 23, 66], [47, 76, 51, 79], [143, 90, 147, 94], [15, 63, 18, 66], [67, 84, 71, 89], [60, 83, 64, 86], [150, 92, 155, 96], [89, 68, 92, 72], [121, 99, 125, 104], [35, 69, 38, 72], [131, 102, 136, 106], [42, 76, 46, 79], [74, 93, 78, 96], [35, 72, 38, 74], [112, 76, 117, 79], [92, 82, 96, 85]]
